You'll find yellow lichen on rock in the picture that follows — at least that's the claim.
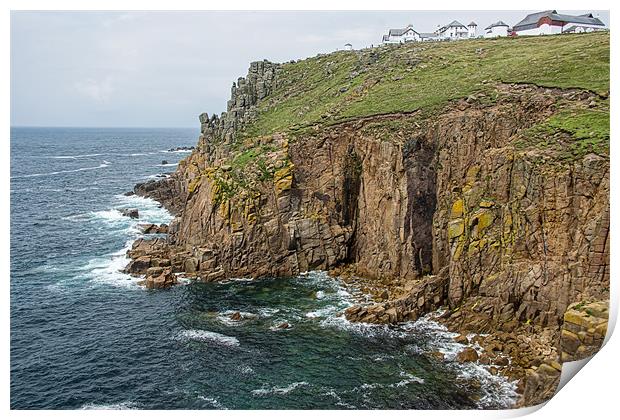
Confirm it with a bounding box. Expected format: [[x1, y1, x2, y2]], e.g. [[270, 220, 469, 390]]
[[274, 164, 294, 194], [448, 218, 465, 239], [187, 176, 202, 194], [451, 198, 464, 218], [470, 208, 494, 239]]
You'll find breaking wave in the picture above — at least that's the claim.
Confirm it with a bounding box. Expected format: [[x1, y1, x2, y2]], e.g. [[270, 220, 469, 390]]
[[251, 381, 309, 396], [176, 330, 240, 347], [11, 162, 110, 179], [80, 401, 138, 410]]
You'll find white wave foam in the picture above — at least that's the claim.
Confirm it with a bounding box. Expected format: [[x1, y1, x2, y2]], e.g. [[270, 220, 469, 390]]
[[77, 240, 140, 289], [402, 311, 518, 408], [176, 330, 240, 347], [257, 307, 280, 317], [395, 371, 425, 385], [11, 162, 110, 179], [66, 194, 173, 289], [157, 163, 178, 167], [372, 354, 396, 362], [251, 381, 309, 396], [305, 306, 337, 319], [238, 365, 255, 375], [25, 264, 65, 274], [216, 310, 258, 326], [219, 277, 254, 284], [50, 153, 104, 159], [81, 401, 137, 410], [197, 396, 227, 409], [319, 313, 409, 339], [114, 194, 173, 225], [457, 362, 519, 408]]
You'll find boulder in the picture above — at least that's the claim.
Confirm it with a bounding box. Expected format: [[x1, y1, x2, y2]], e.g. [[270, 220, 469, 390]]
[[456, 347, 479, 363], [454, 334, 469, 345], [120, 208, 139, 219], [184, 257, 199, 273], [138, 223, 169, 234], [144, 268, 177, 289], [123, 256, 151, 275], [427, 351, 445, 361], [162, 160, 169, 165], [230, 311, 242, 321]]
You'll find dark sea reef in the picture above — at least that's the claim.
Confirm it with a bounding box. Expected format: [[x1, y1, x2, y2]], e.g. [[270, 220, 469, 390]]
[[126, 32, 610, 408]]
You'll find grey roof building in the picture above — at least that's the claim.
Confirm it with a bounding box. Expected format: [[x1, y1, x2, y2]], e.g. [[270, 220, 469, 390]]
[[513, 10, 605, 32], [485, 21, 509, 30]]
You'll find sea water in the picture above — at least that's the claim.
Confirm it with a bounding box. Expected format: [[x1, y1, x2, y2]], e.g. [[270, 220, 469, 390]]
[[10, 127, 517, 409]]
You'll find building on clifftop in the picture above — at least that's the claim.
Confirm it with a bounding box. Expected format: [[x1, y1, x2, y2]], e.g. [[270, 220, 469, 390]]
[[435, 20, 469, 40], [512, 10, 606, 36], [484, 21, 510, 38], [467, 22, 478, 38], [381, 24, 422, 43]]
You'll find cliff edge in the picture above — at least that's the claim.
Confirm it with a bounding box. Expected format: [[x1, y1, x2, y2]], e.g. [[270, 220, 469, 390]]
[[128, 32, 610, 407]]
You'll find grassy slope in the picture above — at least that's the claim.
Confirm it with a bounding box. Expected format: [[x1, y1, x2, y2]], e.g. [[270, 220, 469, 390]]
[[239, 32, 609, 139]]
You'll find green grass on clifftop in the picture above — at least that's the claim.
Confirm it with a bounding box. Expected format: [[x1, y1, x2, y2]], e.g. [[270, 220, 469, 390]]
[[239, 32, 609, 139], [515, 107, 610, 161]]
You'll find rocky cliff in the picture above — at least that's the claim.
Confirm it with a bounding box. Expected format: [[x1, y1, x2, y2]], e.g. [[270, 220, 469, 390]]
[[129, 32, 609, 407]]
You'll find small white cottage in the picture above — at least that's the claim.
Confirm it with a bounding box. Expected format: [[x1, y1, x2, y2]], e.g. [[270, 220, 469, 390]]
[[484, 21, 509, 38], [435, 21, 469, 40], [382, 24, 422, 43]]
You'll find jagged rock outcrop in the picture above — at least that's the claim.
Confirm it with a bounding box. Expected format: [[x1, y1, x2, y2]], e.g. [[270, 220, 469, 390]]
[[134, 176, 185, 215], [198, 60, 280, 146]]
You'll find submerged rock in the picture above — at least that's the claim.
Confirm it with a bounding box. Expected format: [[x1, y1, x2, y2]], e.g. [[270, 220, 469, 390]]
[[168, 146, 194, 152], [119, 208, 139, 219]]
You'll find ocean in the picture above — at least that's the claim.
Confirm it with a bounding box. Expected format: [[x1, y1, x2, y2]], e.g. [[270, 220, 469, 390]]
[[10, 127, 517, 409]]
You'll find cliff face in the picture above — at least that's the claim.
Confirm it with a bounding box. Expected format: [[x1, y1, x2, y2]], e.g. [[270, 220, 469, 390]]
[[144, 83, 608, 328], [130, 32, 609, 406]]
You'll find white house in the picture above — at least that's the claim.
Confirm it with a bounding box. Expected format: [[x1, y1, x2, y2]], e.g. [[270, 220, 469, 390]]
[[484, 21, 509, 38], [435, 20, 470, 40], [382, 24, 422, 44], [512, 10, 606, 36]]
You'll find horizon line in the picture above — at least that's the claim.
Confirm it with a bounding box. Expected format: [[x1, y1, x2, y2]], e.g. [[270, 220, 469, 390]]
[[10, 125, 199, 129]]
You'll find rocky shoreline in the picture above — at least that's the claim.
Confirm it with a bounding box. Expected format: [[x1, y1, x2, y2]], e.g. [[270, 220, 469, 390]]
[[117, 198, 597, 408], [118, 188, 608, 407], [116, 36, 609, 408]]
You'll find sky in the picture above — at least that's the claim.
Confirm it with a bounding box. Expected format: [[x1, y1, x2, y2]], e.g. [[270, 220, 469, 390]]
[[10, 10, 610, 128]]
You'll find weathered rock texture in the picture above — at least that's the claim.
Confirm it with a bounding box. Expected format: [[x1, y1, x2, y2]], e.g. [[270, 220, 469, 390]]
[[133, 80, 609, 326], [199, 60, 280, 145], [560, 300, 609, 362], [128, 60, 609, 407]]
